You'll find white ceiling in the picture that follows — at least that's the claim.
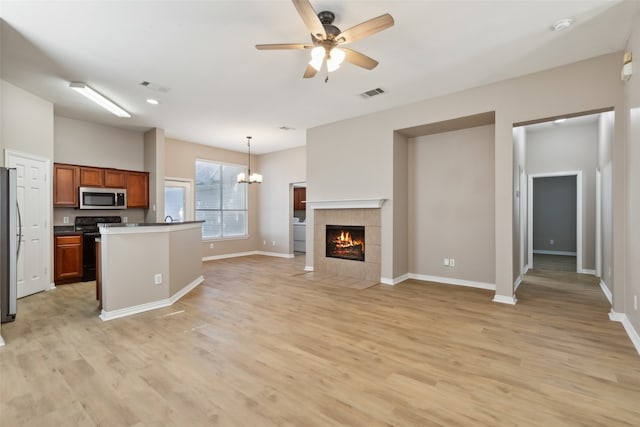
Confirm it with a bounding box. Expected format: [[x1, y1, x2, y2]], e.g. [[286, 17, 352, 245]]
[[1, 1, 637, 154]]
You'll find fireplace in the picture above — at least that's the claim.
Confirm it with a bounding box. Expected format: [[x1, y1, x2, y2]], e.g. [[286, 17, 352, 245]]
[[326, 225, 365, 262]]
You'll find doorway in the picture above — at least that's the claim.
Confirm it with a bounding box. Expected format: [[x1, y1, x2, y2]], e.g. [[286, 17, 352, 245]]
[[528, 172, 581, 272], [5, 149, 50, 298], [164, 178, 194, 222]]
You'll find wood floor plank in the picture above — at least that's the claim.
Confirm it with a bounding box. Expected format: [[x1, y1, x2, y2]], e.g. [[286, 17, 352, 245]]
[[1, 255, 639, 426]]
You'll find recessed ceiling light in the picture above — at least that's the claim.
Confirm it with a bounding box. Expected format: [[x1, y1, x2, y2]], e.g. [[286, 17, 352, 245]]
[[552, 18, 574, 32], [554, 118, 567, 124], [146, 98, 159, 105]]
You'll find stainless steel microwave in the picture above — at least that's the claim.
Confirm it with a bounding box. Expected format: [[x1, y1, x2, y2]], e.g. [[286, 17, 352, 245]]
[[79, 187, 126, 209]]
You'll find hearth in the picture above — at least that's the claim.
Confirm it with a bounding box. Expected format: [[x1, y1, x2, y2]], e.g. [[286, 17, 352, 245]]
[[326, 225, 365, 262]]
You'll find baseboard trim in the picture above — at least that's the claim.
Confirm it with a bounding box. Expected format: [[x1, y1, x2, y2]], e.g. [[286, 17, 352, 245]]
[[523, 264, 529, 275], [256, 251, 294, 259], [514, 276, 522, 291], [533, 250, 577, 256], [47, 282, 56, 291], [579, 269, 597, 275], [203, 251, 295, 262], [599, 280, 612, 304], [100, 275, 204, 322], [304, 266, 314, 272], [0, 334, 5, 347], [609, 310, 640, 356], [408, 273, 496, 291], [380, 274, 409, 286], [493, 294, 518, 305]]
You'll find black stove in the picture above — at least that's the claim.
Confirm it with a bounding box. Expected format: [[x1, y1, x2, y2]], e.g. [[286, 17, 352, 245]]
[[74, 216, 121, 281]]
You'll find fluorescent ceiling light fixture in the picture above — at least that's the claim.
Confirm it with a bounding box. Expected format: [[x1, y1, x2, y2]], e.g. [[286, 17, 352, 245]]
[[553, 118, 567, 124], [69, 82, 131, 118], [146, 98, 159, 105]]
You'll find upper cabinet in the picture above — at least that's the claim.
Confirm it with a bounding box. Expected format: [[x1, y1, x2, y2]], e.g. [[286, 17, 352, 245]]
[[53, 163, 149, 208], [79, 166, 104, 187], [125, 170, 149, 208], [53, 163, 79, 207], [293, 187, 306, 211], [104, 169, 126, 188]]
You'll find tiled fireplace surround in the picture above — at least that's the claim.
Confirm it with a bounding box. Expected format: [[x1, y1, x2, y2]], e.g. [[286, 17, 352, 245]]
[[313, 208, 381, 282]]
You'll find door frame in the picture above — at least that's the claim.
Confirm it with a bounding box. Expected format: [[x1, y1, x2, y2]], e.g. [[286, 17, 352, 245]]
[[595, 168, 602, 277], [4, 149, 52, 296], [528, 171, 582, 273]]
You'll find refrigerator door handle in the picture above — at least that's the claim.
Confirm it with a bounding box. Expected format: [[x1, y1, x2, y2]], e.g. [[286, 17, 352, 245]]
[[16, 201, 22, 257]]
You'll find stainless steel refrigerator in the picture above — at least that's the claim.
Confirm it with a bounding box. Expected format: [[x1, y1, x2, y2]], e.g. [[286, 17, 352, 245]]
[[0, 167, 19, 323]]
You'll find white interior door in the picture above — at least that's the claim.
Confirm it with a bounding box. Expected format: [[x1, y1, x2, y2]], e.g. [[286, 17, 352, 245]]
[[5, 150, 50, 298], [164, 178, 193, 222]]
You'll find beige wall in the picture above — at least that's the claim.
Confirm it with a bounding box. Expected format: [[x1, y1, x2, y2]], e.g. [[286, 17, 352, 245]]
[[144, 128, 165, 223], [598, 112, 615, 297], [512, 126, 527, 282], [258, 146, 306, 255], [624, 14, 640, 334], [526, 121, 599, 270], [393, 132, 409, 278], [0, 79, 55, 288], [164, 137, 260, 257], [54, 115, 144, 170], [307, 52, 624, 300], [169, 227, 202, 295], [408, 125, 495, 284]]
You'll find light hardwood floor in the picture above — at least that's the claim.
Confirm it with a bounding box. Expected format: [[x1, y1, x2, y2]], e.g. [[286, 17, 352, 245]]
[[532, 254, 577, 272], [1, 255, 639, 426]]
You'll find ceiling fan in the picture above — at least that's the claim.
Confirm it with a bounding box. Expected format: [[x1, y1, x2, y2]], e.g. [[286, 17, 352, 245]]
[[256, 0, 394, 80]]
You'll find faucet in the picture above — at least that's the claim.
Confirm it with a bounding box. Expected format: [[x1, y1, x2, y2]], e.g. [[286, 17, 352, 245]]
[[164, 215, 174, 223]]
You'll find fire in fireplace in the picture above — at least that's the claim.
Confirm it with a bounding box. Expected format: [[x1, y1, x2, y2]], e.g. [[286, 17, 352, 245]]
[[326, 225, 365, 262]]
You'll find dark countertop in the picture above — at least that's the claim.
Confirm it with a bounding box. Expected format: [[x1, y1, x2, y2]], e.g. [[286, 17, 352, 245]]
[[99, 220, 204, 228], [54, 226, 82, 235]]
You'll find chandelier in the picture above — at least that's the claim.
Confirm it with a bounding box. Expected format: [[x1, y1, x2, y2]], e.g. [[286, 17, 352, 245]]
[[237, 136, 262, 184]]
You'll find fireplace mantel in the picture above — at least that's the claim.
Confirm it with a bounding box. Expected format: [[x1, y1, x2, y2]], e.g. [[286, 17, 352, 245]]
[[306, 199, 386, 210]]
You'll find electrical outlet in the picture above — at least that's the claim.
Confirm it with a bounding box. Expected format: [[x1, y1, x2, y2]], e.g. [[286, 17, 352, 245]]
[[263, 240, 266, 245], [272, 241, 276, 246], [443, 258, 450, 266], [154, 274, 162, 285], [550, 239, 554, 245], [63, 216, 69, 224], [123, 216, 128, 223], [450, 258, 456, 267], [635, 295, 638, 311], [209, 243, 214, 249]]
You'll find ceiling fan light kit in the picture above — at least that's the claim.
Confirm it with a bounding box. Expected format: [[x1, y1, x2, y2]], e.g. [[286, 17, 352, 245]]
[[256, 0, 394, 80]]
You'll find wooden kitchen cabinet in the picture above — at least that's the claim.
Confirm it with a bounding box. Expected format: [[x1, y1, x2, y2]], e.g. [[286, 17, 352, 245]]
[[54, 234, 83, 285], [104, 169, 126, 188], [293, 187, 306, 211], [79, 166, 104, 187], [126, 171, 149, 208], [53, 163, 79, 207]]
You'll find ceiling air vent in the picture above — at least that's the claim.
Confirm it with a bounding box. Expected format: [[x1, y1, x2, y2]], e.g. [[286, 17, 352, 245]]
[[360, 87, 385, 98], [139, 81, 171, 93]]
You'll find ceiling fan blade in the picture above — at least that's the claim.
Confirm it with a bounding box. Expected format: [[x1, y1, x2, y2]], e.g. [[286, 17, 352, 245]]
[[255, 43, 312, 50], [342, 48, 379, 70], [336, 13, 394, 45], [292, 0, 326, 40], [303, 64, 319, 79]]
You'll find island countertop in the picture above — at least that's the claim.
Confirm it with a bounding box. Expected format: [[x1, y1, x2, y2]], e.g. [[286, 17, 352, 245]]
[[99, 220, 204, 234]]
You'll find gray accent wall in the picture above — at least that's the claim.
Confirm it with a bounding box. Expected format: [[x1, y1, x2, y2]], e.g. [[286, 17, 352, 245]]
[[532, 176, 577, 253]]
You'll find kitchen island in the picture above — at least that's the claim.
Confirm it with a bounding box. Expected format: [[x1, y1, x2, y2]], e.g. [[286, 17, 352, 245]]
[[97, 221, 204, 321]]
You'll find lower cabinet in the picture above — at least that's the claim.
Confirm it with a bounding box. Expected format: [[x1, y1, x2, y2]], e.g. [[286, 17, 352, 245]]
[[54, 234, 83, 285]]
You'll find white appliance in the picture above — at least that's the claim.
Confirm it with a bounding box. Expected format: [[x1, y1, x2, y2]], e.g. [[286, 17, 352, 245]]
[[0, 167, 20, 323], [79, 187, 126, 209]]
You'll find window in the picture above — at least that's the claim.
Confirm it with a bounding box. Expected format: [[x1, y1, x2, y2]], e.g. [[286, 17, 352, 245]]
[[195, 160, 247, 239]]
